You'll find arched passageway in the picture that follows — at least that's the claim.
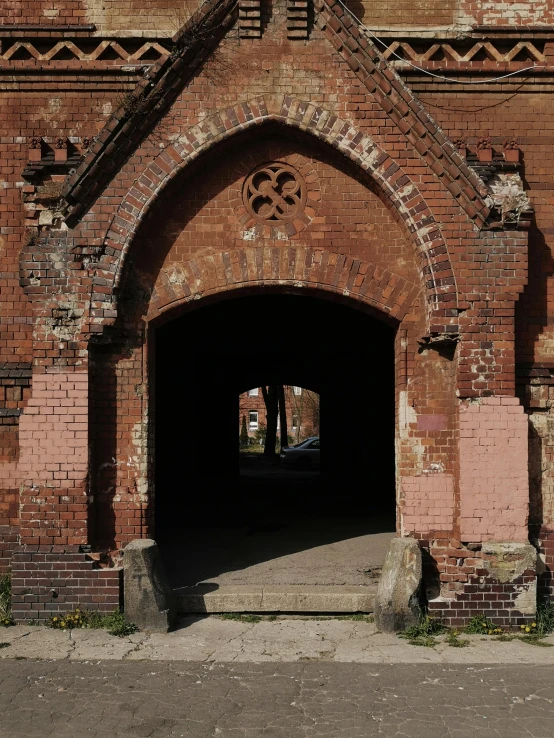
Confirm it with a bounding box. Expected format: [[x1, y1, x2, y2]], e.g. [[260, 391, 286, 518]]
[[154, 291, 396, 590]]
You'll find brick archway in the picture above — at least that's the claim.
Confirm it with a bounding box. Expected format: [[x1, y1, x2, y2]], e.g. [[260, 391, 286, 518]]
[[99, 96, 461, 331], [147, 246, 420, 323]]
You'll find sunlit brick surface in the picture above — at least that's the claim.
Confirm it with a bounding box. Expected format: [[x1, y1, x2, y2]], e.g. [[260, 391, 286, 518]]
[[0, 0, 552, 621]]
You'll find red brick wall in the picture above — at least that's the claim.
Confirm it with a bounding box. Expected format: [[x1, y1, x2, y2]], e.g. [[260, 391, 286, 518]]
[[0, 0, 551, 621], [459, 0, 554, 26], [402, 475, 456, 535], [17, 372, 89, 546], [0, 0, 175, 29], [0, 524, 18, 575], [10, 547, 121, 623], [539, 529, 554, 599], [416, 83, 554, 551], [459, 397, 528, 542], [413, 91, 554, 367], [89, 342, 148, 552], [6, 1, 552, 32]]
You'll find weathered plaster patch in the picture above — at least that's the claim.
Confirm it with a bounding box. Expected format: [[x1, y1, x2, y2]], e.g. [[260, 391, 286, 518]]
[[514, 581, 538, 616], [131, 417, 149, 504], [481, 542, 537, 583]]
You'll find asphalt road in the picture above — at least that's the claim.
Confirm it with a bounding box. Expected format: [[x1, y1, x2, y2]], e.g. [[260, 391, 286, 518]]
[[1, 660, 553, 738]]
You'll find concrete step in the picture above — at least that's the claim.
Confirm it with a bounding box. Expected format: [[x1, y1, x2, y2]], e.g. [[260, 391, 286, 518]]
[[173, 584, 376, 613]]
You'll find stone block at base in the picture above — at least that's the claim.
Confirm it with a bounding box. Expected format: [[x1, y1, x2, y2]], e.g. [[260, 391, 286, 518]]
[[374, 537, 422, 633], [123, 539, 176, 632]]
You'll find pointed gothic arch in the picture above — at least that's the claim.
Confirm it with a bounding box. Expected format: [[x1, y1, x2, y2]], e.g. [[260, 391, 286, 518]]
[[95, 97, 462, 333]]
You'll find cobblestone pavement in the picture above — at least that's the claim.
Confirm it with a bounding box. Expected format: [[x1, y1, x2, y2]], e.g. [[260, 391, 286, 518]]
[[1, 660, 554, 737]]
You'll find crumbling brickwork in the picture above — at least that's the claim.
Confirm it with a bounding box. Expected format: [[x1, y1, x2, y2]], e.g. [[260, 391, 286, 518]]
[[0, 0, 553, 623]]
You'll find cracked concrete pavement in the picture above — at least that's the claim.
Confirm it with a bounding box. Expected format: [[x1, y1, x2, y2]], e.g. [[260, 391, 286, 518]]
[[1, 659, 554, 737], [2, 618, 554, 737], [1, 616, 554, 663]]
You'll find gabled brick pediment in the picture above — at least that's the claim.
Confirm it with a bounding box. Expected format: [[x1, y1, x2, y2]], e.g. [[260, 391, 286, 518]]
[[315, 0, 489, 225], [61, 0, 488, 228], [62, 0, 238, 227]]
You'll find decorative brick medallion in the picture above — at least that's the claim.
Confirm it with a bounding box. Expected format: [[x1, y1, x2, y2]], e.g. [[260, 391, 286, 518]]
[[234, 155, 320, 237], [243, 162, 307, 225]]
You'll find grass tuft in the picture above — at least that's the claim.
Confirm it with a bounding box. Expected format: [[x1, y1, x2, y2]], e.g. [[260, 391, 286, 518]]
[[335, 614, 374, 623], [464, 615, 503, 635], [536, 597, 554, 636], [0, 576, 14, 627], [399, 616, 447, 647], [518, 634, 553, 647], [446, 629, 470, 648], [47, 608, 138, 637], [492, 633, 516, 642], [217, 613, 263, 623], [86, 609, 139, 637]]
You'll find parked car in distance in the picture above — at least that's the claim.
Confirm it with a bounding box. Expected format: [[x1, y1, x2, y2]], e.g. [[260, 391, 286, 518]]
[[280, 437, 320, 469]]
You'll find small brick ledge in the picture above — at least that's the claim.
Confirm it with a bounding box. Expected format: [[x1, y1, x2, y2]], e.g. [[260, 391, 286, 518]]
[[418, 534, 540, 627], [428, 571, 537, 628], [11, 546, 122, 623]]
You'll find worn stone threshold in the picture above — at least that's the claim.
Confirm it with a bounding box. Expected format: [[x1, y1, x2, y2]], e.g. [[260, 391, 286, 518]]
[[173, 584, 376, 613]]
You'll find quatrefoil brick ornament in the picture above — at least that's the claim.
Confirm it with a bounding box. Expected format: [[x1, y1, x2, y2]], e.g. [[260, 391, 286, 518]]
[[234, 155, 321, 237], [243, 162, 307, 225]]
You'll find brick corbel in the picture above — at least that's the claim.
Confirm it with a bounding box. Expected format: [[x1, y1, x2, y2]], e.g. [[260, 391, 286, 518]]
[[288, 0, 310, 38], [239, 0, 261, 37]]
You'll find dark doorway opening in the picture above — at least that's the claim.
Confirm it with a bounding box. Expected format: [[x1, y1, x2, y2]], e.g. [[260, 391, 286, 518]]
[[155, 292, 396, 589]]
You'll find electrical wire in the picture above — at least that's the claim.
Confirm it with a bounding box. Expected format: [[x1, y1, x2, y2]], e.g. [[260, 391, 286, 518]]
[[335, 0, 548, 85], [422, 82, 528, 112]]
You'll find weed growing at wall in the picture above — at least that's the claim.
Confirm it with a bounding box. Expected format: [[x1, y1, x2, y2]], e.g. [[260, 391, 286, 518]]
[[47, 608, 138, 637], [399, 606, 554, 648], [513, 601, 554, 646], [48, 609, 87, 630], [464, 615, 503, 635], [399, 616, 447, 647], [88, 610, 139, 637], [0, 576, 14, 627], [536, 596, 554, 636], [216, 614, 375, 624]]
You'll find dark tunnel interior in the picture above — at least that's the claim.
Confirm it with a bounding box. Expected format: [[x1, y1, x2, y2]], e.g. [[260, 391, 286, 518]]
[[155, 292, 396, 546]]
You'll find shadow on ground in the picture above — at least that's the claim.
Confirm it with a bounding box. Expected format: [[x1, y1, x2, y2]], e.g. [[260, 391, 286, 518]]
[[159, 455, 395, 588]]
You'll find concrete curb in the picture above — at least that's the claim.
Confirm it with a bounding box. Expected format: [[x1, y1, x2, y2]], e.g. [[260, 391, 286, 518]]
[[173, 584, 376, 613]]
